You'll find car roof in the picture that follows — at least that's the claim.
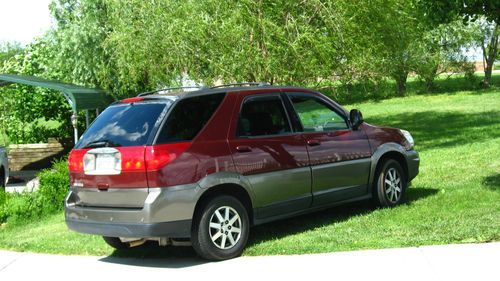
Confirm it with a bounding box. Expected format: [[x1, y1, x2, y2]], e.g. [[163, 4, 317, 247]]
[[141, 85, 318, 101]]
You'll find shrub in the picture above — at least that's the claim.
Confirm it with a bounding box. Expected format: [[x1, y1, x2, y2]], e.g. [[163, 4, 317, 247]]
[[37, 159, 69, 213], [0, 158, 69, 225]]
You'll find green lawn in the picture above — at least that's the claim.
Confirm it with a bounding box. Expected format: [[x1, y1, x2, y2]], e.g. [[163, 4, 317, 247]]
[[0, 88, 499, 258]]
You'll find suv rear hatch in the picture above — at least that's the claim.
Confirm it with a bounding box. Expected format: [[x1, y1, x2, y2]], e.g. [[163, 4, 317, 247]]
[[68, 97, 174, 208]]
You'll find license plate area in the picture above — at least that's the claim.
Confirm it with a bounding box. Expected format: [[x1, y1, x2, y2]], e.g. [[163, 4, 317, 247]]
[[84, 147, 121, 175]]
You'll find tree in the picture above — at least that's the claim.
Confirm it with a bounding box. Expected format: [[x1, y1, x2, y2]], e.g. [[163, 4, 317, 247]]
[[104, 0, 355, 89], [346, 0, 428, 95], [0, 42, 23, 63], [0, 37, 72, 144], [413, 20, 480, 90], [418, 0, 500, 85]]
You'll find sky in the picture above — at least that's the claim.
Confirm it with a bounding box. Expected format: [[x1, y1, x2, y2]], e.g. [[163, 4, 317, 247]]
[[0, 0, 53, 45]]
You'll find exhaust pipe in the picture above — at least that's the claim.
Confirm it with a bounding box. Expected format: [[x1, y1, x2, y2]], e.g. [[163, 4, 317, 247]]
[[125, 238, 147, 248]]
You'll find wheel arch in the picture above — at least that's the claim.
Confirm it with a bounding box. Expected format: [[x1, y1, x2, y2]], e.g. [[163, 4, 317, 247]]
[[369, 143, 409, 187], [193, 183, 254, 228]]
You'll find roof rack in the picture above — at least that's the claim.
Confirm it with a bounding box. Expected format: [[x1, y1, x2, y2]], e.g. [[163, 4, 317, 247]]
[[137, 86, 206, 97], [210, 82, 270, 89]]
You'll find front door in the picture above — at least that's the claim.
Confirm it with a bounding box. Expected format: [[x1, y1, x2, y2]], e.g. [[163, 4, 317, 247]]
[[286, 92, 372, 206], [228, 93, 311, 220]]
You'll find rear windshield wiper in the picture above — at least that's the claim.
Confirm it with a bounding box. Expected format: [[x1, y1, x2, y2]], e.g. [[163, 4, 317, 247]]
[[82, 140, 119, 149]]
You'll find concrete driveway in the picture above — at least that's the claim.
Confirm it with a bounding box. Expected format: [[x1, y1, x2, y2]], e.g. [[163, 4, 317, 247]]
[[0, 242, 498, 280]]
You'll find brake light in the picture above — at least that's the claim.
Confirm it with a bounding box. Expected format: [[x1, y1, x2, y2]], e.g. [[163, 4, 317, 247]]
[[121, 97, 144, 103], [68, 149, 87, 172], [145, 142, 191, 171]]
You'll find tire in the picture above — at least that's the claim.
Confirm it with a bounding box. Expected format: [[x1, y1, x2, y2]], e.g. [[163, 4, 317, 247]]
[[192, 195, 250, 261], [374, 159, 407, 207], [0, 167, 5, 189], [102, 236, 130, 250]]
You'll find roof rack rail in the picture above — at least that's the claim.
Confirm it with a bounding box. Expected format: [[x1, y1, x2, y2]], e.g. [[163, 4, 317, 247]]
[[210, 82, 270, 89], [137, 86, 205, 97]]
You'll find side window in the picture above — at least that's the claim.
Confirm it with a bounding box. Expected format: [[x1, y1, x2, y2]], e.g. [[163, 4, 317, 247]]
[[156, 93, 225, 143], [237, 95, 291, 137], [288, 94, 348, 132]]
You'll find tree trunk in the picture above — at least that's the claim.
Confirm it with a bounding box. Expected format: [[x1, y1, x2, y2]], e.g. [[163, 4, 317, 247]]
[[482, 23, 499, 86], [395, 71, 408, 96]]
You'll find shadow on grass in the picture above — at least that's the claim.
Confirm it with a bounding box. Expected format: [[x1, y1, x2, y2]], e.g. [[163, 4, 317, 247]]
[[99, 187, 438, 267], [366, 110, 500, 152], [482, 174, 500, 191], [321, 73, 500, 105], [247, 187, 438, 248]]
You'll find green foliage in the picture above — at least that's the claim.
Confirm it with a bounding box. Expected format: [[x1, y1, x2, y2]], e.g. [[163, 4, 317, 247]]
[[37, 159, 70, 214], [0, 159, 69, 225], [0, 37, 73, 144], [0, 42, 23, 63]]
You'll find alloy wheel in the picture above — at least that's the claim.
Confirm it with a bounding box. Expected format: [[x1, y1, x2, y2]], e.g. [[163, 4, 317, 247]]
[[208, 206, 242, 250], [384, 167, 402, 203]]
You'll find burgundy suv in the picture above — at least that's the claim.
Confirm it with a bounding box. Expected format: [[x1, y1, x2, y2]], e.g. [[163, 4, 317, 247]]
[[65, 83, 419, 260]]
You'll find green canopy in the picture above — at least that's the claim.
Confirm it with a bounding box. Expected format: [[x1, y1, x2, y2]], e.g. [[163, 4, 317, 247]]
[[0, 74, 115, 144], [0, 74, 113, 111]]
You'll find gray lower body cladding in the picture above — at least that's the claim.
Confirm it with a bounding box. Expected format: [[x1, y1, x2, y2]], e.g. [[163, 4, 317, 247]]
[[66, 218, 191, 238], [405, 150, 419, 181], [65, 184, 200, 238]]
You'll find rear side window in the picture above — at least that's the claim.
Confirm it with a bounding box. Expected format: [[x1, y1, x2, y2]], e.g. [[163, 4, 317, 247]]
[[76, 102, 168, 148], [156, 93, 226, 143], [237, 95, 291, 137]]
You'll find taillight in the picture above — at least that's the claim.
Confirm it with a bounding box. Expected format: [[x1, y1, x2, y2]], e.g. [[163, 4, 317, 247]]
[[119, 146, 146, 171], [145, 142, 191, 171], [68, 149, 87, 172]]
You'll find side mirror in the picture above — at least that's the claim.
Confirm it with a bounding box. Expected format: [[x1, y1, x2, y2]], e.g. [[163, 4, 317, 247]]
[[350, 109, 364, 130]]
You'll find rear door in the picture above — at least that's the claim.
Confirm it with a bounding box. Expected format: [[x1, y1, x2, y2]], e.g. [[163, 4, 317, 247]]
[[228, 93, 311, 220], [286, 92, 372, 206]]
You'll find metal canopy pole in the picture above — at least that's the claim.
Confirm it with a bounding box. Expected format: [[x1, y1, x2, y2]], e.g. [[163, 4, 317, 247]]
[[85, 110, 89, 128], [71, 112, 78, 145]]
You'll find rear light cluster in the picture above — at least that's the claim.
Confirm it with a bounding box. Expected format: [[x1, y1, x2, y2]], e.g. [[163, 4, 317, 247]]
[[68, 142, 191, 173]]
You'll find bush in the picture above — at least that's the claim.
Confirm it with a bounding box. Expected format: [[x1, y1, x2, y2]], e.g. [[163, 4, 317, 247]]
[[37, 159, 69, 213], [0, 158, 69, 225]]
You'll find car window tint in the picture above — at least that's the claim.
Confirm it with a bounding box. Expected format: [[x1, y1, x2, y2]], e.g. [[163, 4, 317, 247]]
[[156, 93, 225, 143], [76, 102, 168, 148], [237, 96, 291, 137], [289, 94, 348, 132]]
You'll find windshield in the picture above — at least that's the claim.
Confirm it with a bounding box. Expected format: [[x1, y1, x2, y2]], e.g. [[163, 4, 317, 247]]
[[76, 101, 171, 148]]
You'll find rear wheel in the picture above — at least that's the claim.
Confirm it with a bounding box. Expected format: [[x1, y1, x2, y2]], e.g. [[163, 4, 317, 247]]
[[374, 159, 407, 207], [192, 195, 249, 261], [102, 236, 130, 250]]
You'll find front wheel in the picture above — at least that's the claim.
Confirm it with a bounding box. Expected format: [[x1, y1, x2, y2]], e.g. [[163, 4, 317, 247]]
[[0, 167, 5, 189], [192, 195, 249, 261], [374, 159, 407, 207]]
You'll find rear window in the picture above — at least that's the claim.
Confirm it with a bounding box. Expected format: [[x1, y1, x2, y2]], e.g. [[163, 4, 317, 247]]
[[156, 93, 225, 143], [76, 102, 169, 148]]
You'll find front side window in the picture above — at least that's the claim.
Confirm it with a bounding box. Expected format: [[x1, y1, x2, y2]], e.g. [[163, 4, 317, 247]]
[[288, 94, 348, 132], [237, 95, 291, 137]]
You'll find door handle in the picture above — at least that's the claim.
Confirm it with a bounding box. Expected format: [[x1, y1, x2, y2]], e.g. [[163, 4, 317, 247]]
[[307, 139, 321, 146], [236, 145, 252, 153]]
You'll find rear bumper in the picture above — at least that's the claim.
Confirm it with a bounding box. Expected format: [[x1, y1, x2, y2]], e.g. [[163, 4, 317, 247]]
[[66, 218, 191, 238], [405, 150, 420, 182], [65, 184, 200, 238]]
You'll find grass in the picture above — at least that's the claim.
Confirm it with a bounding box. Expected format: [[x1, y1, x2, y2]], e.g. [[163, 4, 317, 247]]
[[0, 78, 499, 257]]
